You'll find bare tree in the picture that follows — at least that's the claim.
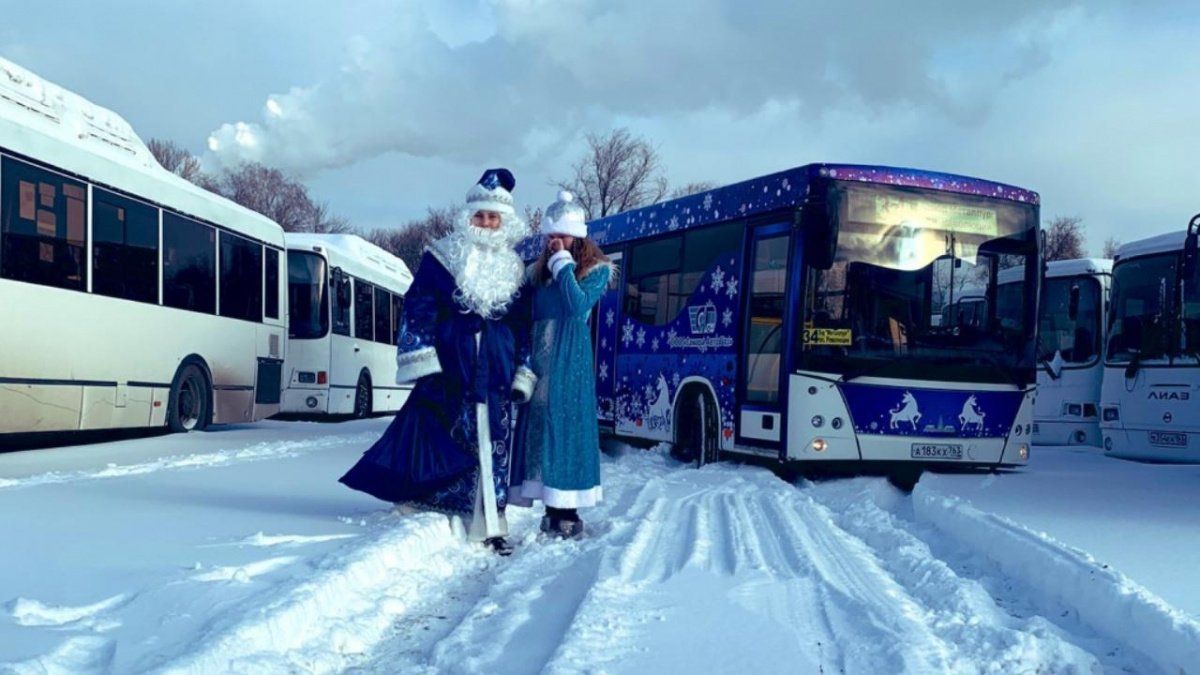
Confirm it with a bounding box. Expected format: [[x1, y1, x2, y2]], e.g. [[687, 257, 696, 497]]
[[1043, 216, 1086, 262], [363, 206, 457, 268], [523, 205, 543, 234], [1101, 236, 1121, 259], [216, 162, 350, 233], [147, 139, 205, 182], [668, 181, 718, 200], [556, 128, 669, 218]]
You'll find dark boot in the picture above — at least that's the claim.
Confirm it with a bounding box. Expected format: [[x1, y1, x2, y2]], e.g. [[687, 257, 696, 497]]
[[484, 536, 514, 556]]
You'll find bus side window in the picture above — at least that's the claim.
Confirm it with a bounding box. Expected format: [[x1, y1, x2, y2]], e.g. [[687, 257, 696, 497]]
[[355, 278, 374, 341], [163, 212, 216, 315], [219, 231, 264, 323], [374, 286, 392, 345], [332, 269, 351, 336], [265, 248, 280, 320], [0, 156, 88, 291], [391, 294, 404, 345], [93, 187, 158, 304], [624, 235, 681, 326]]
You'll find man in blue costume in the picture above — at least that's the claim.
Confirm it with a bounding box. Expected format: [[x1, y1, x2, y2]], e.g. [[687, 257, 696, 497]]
[[340, 168, 536, 556]]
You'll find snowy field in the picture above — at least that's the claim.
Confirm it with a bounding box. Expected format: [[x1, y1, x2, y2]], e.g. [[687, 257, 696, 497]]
[[0, 419, 1197, 674]]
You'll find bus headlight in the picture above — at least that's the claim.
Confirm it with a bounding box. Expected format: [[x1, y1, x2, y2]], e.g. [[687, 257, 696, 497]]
[[1018, 444, 1029, 460], [812, 438, 827, 452], [306, 396, 319, 409], [811, 415, 824, 428], [1102, 407, 1120, 422], [831, 417, 843, 430]]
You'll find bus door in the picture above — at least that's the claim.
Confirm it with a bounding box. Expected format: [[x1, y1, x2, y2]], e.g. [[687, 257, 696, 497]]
[[736, 223, 792, 451], [593, 250, 623, 428]]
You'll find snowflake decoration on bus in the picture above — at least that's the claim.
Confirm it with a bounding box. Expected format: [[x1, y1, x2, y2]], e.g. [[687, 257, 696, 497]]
[[711, 265, 725, 289], [703, 194, 713, 211], [636, 327, 646, 348], [599, 361, 609, 381], [622, 320, 635, 347], [606, 308, 615, 327], [651, 337, 660, 352], [722, 308, 733, 328], [725, 276, 739, 298]]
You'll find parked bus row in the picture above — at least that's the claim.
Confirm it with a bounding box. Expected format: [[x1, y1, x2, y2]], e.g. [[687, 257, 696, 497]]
[[0, 57, 412, 438]]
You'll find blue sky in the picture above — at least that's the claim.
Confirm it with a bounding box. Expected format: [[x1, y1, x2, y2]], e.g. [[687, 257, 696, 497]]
[[2, 0, 1198, 254]]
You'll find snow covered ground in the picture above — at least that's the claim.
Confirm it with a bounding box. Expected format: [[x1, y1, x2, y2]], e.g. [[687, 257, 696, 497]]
[[0, 420, 1197, 673]]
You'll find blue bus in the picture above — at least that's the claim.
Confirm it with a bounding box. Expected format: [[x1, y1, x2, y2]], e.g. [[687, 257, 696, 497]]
[[526, 164, 1041, 470]]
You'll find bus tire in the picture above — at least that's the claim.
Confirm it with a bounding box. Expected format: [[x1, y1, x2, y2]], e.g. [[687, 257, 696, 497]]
[[676, 389, 720, 467], [167, 363, 211, 433], [354, 372, 372, 418]]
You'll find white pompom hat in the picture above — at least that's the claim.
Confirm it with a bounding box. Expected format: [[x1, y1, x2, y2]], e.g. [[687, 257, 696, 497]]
[[542, 190, 588, 238]]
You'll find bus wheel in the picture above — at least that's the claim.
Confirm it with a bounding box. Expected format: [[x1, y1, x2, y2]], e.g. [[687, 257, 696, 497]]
[[678, 391, 719, 467], [168, 364, 210, 433], [354, 373, 372, 418]]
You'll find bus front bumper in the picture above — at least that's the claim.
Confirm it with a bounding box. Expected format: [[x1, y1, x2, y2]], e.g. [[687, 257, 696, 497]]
[[280, 386, 331, 414]]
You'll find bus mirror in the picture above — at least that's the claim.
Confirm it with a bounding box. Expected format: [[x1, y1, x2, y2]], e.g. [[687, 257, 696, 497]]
[[798, 189, 838, 270], [1184, 214, 1200, 279], [1068, 284, 1080, 321]]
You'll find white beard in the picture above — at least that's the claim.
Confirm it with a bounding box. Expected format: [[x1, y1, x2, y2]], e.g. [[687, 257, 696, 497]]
[[427, 210, 529, 319]]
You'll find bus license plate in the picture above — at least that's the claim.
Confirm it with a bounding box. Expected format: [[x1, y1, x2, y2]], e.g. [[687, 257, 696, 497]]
[[1149, 431, 1187, 447], [911, 443, 963, 460]]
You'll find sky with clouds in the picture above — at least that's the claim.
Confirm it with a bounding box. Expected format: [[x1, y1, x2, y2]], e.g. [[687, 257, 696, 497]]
[[2, 0, 1197, 254]]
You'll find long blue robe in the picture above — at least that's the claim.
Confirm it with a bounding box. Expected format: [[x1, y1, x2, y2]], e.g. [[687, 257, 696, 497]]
[[511, 260, 610, 509], [339, 251, 529, 519]]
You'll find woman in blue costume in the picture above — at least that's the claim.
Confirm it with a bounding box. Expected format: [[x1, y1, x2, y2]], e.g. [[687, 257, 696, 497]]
[[340, 169, 536, 556], [510, 191, 613, 538]]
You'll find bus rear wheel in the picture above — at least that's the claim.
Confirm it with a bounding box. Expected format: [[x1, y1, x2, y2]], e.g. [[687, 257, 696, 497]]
[[676, 391, 720, 467], [168, 364, 210, 433], [354, 373, 372, 418]]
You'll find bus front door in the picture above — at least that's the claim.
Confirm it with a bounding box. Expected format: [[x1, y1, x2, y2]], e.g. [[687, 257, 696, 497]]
[[593, 251, 623, 430], [736, 224, 792, 452]]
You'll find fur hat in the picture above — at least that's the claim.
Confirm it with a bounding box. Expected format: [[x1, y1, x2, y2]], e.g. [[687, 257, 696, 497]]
[[466, 168, 516, 216], [542, 190, 588, 238]]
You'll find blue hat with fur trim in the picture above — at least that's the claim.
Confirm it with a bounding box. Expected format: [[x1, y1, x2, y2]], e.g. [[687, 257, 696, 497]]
[[466, 168, 516, 216]]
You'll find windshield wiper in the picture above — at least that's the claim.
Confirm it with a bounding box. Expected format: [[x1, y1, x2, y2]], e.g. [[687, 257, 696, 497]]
[[1124, 350, 1142, 379], [838, 358, 899, 385]]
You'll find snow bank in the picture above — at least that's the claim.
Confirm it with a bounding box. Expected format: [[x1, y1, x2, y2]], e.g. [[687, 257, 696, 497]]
[[913, 485, 1200, 673], [158, 511, 476, 673]]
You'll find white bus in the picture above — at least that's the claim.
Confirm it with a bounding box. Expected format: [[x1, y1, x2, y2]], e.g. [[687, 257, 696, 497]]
[[1101, 222, 1200, 462], [1031, 258, 1111, 446], [0, 58, 286, 436], [283, 233, 414, 417]]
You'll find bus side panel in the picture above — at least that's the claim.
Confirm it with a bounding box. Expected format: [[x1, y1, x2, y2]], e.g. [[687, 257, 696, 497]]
[[613, 249, 742, 448], [594, 252, 624, 428], [0, 384, 82, 433]]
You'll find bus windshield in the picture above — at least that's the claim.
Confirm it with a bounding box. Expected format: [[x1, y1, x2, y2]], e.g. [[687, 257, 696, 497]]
[[1106, 252, 1200, 364], [288, 251, 329, 339], [1039, 275, 1102, 364], [800, 182, 1039, 384]]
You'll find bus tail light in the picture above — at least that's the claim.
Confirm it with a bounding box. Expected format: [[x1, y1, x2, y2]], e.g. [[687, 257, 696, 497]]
[[317, 371, 328, 385]]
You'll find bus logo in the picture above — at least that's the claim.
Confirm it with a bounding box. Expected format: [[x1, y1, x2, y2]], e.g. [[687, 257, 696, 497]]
[[1148, 391, 1189, 401], [889, 391, 922, 430], [688, 301, 718, 335]]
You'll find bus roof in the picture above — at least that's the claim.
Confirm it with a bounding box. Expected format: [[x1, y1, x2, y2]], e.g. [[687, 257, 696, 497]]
[[0, 57, 283, 245], [1116, 230, 1188, 261], [286, 233, 413, 293], [1047, 258, 1112, 278], [575, 163, 1039, 251]]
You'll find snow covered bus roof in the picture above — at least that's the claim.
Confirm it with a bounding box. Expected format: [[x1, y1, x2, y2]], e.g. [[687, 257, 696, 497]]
[[1047, 258, 1112, 278], [0, 57, 282, 246], [998, 258, 1111, 286], [578, 163, 1039, 251], [286, 233, 413, 293], [1115, 230, 1189, 261]]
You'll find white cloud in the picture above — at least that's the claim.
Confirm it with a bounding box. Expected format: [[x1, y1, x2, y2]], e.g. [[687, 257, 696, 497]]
[[204, 0, 1084, 175]]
